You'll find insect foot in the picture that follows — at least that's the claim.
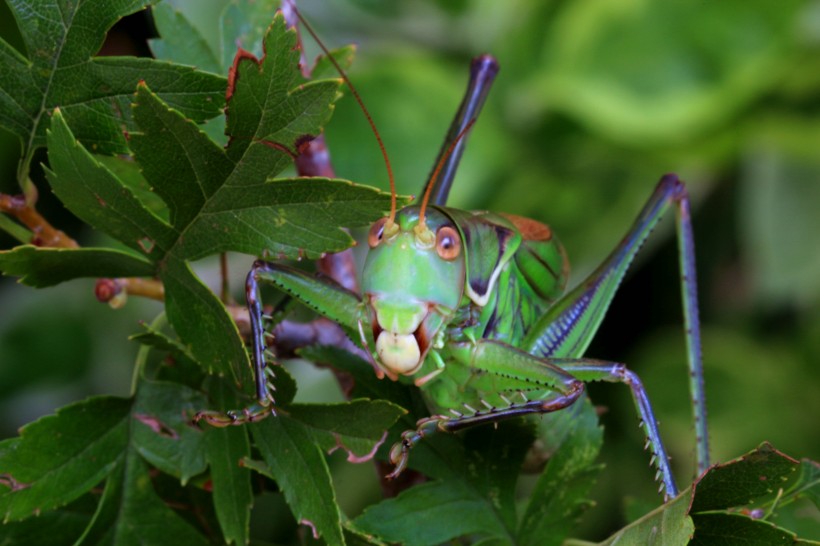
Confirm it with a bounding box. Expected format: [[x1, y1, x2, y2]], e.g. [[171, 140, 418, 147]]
[[193, 404, 276, 427], [386, 416, 448, 479]]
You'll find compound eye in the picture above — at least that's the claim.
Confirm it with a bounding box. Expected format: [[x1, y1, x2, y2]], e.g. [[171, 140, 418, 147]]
[[368, 217, 389, 248], [435, 226, 461, 260]]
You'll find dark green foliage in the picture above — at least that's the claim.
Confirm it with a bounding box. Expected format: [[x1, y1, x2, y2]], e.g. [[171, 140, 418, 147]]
[[0, 4, 402, 544], [0, 1, 818, 545], [0, 0, 225, 169]]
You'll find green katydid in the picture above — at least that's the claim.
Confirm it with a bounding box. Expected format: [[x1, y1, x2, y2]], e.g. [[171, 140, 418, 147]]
[[196, 15, 709, 500]]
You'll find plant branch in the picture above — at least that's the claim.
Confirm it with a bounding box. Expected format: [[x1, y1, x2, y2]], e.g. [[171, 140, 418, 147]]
[[95, 277, 166, 307], [0, 192, 78, 248]]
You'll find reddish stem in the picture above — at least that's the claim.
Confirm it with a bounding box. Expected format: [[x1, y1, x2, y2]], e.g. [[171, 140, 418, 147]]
[[0, 193, 78, 248], [95, 277, 165, 307]]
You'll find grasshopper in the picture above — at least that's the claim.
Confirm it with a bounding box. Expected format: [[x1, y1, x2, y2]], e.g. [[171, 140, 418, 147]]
[[197, 13, 709, 500]]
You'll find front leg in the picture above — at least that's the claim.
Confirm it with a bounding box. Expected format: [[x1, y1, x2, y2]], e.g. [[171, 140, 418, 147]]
[[387, 340, 584, 478], [387, 341, 678, 499], [194, 259, 365, 426]]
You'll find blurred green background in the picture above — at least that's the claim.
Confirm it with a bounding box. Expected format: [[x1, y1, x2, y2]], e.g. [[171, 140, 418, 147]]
[[1, 0, 818, 540]]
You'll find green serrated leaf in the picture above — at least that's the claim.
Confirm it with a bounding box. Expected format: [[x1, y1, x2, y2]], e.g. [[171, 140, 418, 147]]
[[127, 16, 390, 376], [149, 2, 221, 74], [299, 345, 468, 484], [94, 154, 170, 222], [32, 14, 394, 386], [0, 396, 130, 522], [129, 82, 233, 231], [355, 480, 508, 546], [131, 380, 208, 484], [0, 0, 225, 181], [795, 460, 820, 510], [220, 0, 281, 73], [690, 442, 801, 513], [128, 78, 394, 261], [75, 451, 208, 546], [461, 422, 535, 532], [682, 446, 820, 545], [250, 415, 345, 546], [160, 256, 247, 378], [45, 110, 176, 257], [0, 494, 97, 546], [0, 245, 154, 287], [130, 319, 197, 364], [690, 512, 816, 546], [343, 521, 388, 546], [181, 177, 394, 261], [221, 20, 344, 176], [268, 362, 299, 407], [204, 378, 252, 546], [310, 46, 356, 81], [298, 345, 421, 424], [288, 399, 405, 462], [569, 488, 694, 546], [308, 346, 602, 545], [518, 397, 603, 546]]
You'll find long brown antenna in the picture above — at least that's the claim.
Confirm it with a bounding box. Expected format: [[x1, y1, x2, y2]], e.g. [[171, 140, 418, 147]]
[[292, 8, 397, 224], [418, 119, 476, 230]]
